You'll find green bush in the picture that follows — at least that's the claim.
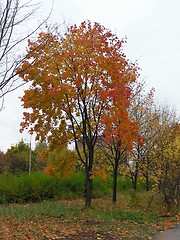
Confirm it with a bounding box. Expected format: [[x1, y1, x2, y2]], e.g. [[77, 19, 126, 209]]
[[0, 172, 86, 204], [0, 172, 146, 204], [0, 173, 54, 203], [92, 176, 111, 197]]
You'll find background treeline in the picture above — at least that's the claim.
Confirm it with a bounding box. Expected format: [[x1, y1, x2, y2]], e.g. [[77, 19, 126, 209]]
[[0, 81, 179, 209], [0, 141, 47, 174]]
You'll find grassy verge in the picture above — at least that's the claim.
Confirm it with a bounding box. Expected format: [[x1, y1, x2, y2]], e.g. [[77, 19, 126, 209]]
[[0, 194, 179, 239]]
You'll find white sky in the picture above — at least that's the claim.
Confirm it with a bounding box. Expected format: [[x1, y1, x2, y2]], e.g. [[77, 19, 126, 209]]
[[0, 0, 180, 152]]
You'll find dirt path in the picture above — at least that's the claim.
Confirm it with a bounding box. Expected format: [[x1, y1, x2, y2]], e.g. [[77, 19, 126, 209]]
[[153, 223, 180, 240]]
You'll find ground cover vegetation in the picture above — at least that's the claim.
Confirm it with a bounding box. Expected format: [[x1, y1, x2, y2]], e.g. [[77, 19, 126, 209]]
[[0, 193, 179, 239]]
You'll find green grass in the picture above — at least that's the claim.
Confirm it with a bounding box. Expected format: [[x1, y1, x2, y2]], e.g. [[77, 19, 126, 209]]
[[0, 195, 178, 239], [0, 196, 160, 227]]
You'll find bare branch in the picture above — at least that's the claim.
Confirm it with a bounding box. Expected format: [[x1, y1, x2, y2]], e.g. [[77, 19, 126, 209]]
[[0, 0, 53, 109]]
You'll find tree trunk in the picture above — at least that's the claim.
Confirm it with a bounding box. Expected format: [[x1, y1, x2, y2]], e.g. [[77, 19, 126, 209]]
[[113, 165, 118, 202], [85, 146, 94, 207], [132, 172, 138, 191], [113, 158, 120, 202], [85, 171, 92, 207], [146, 156, 150, 191]]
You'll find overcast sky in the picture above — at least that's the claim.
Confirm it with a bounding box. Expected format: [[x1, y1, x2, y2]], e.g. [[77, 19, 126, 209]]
[[0, 0, 180, 152]]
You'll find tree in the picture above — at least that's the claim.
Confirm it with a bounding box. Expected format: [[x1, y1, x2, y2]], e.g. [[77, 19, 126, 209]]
[[18, 21, 138, 207], [98, 114, 142, 202], [149, 107, 179, 209], [0, 0, 51, 110], [6, 140, 37, 173], [0, 150, 7, 173], [125, 81, 156, 191]]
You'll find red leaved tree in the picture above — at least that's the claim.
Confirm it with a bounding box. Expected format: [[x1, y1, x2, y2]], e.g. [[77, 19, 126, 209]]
[[100, 114, 143, 202]]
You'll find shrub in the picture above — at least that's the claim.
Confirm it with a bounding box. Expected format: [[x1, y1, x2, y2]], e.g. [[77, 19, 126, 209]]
[[0, 172, 146, 204], [0, 172, 85, 204]]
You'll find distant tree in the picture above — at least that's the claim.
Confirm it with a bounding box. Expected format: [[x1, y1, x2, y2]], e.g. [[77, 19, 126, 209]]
[[6, 140, 37, 173], [125, 81, 156, 191], [0, 150, 7, 173], [18, 21, 139, 207], [150, 108, 179, 209]]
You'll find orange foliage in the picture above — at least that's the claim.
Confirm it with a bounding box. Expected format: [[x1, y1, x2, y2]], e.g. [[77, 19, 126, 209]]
[[43, 148, 76, 179], [18, 21, 139, 145]]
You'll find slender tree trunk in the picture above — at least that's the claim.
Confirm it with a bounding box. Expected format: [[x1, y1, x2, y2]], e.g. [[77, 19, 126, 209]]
[[113, 160, 118, 202], [85, 146, 94, 207], [132, 145, 140, 191], [146, 156, 150, 191], [85, 171, 92, 207], [129, 170, 136, 191], [132, 169, 138, 191], [113, 166, 118, 202], [132, 174, 137, 191], [132, 178, 136, 190]]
